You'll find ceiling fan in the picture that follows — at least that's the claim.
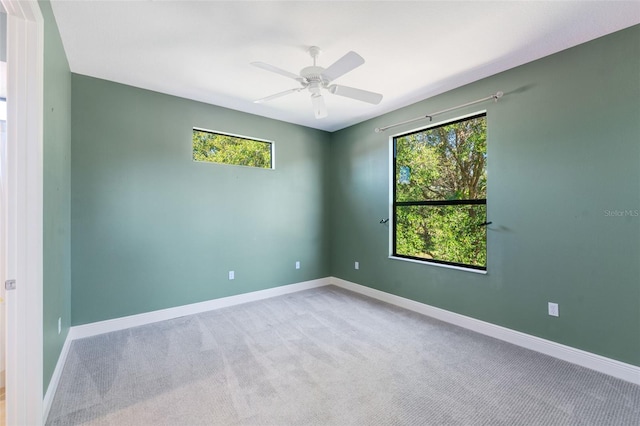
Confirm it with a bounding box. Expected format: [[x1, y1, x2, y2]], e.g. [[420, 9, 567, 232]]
[[251, 46, 383, 119]]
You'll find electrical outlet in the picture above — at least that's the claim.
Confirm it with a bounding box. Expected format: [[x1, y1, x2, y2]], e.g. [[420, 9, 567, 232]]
[[548, 302, 559, 317], [295, 261, 300, 269], [228, 271, 235, 280], [354, 261, 359, 270], [58, 317, 62, 334]]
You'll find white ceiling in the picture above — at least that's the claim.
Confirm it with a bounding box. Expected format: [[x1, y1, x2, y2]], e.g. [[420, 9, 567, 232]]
[[51, 1, 640, 132]]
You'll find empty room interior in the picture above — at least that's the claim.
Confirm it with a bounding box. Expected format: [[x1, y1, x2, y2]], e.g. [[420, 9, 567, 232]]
[[4, 0, 640, 425]]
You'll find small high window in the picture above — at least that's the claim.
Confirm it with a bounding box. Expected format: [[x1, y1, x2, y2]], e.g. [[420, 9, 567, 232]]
[[392, 113, 487, 270], [193, 128, 273, 169]]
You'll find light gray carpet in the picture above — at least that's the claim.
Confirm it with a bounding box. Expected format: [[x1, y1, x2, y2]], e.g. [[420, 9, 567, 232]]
[[47, 286, 640, 425]]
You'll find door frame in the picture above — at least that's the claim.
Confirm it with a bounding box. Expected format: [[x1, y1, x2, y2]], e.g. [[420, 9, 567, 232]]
[[1, 0, 44, 424]]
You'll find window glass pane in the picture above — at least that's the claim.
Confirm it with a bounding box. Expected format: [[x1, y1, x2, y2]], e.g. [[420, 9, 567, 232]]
[[395, 203, 487, 268], [395, 115, 486, 202], [193, 129, 273, 169]]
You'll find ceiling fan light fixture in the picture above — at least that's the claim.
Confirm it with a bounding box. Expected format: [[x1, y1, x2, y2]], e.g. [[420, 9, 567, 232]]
[[311, 93, 328, 119]]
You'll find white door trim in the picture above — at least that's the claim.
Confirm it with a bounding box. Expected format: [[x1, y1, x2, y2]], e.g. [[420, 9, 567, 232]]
[[1, 0, 44, 425]]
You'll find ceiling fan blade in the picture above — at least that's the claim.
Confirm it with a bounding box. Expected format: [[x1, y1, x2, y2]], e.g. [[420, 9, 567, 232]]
[[254, 88, 301, 103], [311, 94, 328, 119], [251, 61, 305, 82], [321, 51, 365, 82], [328, 84, 383, 104]]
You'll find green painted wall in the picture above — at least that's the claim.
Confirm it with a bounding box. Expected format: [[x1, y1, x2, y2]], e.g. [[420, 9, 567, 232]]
[[329, 25, 640, 366], [0, 12, 6, 62], [71, 75, 331, 325], [40, 0, 72, 392], [68, 24, 637, 368]]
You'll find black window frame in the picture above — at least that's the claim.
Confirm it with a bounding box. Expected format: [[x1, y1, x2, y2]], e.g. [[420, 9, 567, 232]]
[[392, 113, 487, 271]]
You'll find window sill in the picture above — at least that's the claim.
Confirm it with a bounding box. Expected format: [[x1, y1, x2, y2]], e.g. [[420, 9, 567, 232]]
[[389, 256, 488, 275]]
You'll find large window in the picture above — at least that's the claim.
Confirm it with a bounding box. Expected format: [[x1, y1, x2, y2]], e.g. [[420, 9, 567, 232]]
[[193, 128, 273, 169], [392, 113, 487, 270]]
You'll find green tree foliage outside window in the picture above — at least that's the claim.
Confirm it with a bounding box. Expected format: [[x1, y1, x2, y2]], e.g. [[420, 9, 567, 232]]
[[393, 114, 487, 269], [193, 129, 273, 169]]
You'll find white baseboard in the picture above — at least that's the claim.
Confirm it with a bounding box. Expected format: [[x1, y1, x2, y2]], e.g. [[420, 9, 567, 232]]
[[43, 330, 74, 423], [44, 274, 639, 423], [44, 277, 329, 422], [69, 278, 330, 340], [329, 277, 640, 385]]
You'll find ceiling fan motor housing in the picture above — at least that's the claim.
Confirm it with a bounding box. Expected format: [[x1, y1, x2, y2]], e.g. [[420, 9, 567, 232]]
[[300, 66, 328, 87]]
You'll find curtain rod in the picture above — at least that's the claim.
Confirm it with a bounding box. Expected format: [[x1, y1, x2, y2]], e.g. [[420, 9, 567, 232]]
[[374, 91, 503, 133]]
